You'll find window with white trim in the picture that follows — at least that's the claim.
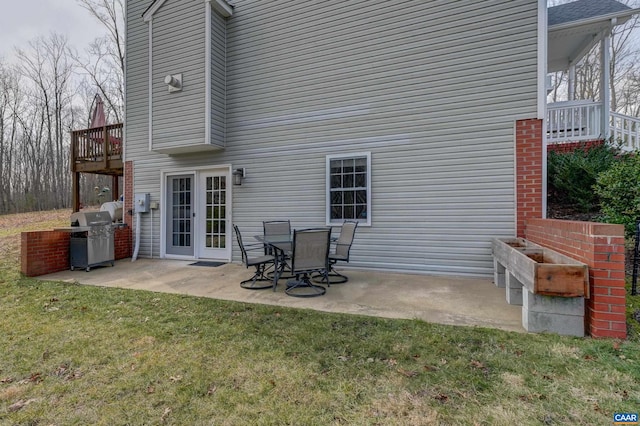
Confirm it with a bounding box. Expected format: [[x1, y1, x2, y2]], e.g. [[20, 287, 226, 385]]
[[326, 153, 371, 226]]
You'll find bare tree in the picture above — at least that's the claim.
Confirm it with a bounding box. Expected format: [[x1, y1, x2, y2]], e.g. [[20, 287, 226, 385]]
[[15, 34, 75, 210], [548, 0, 640, 117], [73, 0, 125, 123], [0, 2, 125, 214], [609, 13, 640, 112], [619, 70, 640, 116], [548, 71, 567, 103], [0, 62, 22, 213]]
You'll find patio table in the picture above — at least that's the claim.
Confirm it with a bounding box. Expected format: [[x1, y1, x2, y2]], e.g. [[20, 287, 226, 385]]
[[254, 234, 292, 289]]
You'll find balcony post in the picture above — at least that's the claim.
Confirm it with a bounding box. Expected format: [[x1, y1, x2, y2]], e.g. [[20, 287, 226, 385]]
[[103, 125, 109, 169], [568, 65, 575, 101], [600, 34, 611, 139], [72, 172, 80, 212], [112, 176, 119, 202]]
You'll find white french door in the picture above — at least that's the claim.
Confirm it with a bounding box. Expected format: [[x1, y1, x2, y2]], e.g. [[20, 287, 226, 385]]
[[164, 168, 231, 260], [197, 171, 231, 260], [166, 175, 194, 256]]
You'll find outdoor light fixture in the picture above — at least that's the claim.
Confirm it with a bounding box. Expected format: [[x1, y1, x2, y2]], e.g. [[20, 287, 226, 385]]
[[233, 168, 245, 186], [164, 73, 182, 92]]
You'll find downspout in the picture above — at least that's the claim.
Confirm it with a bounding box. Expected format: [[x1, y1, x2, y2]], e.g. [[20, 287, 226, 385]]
[[132, 211, 141, 261]]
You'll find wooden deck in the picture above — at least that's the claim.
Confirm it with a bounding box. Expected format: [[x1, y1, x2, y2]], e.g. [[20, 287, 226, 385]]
[[71, 123, 123, 212], [71, 123, 123, 175]]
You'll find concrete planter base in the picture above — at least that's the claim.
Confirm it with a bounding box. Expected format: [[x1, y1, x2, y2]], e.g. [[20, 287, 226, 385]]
[[492, 238, 588, 336]]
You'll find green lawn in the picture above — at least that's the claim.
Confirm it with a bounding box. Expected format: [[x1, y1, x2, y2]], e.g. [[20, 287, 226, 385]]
[[1, 211, 639, 425]]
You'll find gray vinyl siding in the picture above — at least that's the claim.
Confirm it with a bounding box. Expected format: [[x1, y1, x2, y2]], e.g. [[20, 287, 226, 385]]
[[126, 0, 539, 277], [224, 0, 538, 276], [126, 1, 151, 256], [151, 0, 206, 150], [211, 10, 226, 144]]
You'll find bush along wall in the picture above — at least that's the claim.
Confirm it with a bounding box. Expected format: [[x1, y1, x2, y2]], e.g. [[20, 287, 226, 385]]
[[594, 151, 640, 238], [547, 142, 619, 213]]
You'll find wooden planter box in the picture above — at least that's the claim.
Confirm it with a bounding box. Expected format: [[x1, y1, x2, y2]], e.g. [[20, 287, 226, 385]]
[[492, 238, 589, 298]]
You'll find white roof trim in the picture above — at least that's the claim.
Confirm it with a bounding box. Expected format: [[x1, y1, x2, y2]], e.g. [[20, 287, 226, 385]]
[[208, 0, 233, 17], [143, 0, 167, 22], [144, 0, 232, 22]]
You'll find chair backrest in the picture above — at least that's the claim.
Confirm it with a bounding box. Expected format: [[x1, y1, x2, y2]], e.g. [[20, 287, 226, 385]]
[[263, 220, 291, 238], [233, 225, 249, 265], [291, 228, 331, 273], [335, 221, 358, 259]]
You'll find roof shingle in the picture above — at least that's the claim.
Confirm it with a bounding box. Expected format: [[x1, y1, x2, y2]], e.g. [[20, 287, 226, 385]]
[[548, 0, 631, 26]]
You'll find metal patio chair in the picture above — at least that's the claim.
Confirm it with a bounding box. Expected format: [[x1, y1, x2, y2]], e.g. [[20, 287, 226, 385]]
[[285, 228, 331, 297], [263, 220, 292, 253], [263, 220, 293, 279], [234, 225, 276, 290], [312, 221, 358, 284]]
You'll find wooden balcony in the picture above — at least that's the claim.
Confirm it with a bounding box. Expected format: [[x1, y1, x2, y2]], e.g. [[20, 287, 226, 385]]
[[71, 123, 123, 175], [70, 123, 123, 212]]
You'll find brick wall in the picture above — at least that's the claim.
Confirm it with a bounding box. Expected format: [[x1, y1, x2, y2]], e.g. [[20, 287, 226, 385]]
[[20, 231, 70, 277], [547, 139, 604, 154], [525, 219, 626, 339], [21, 226, 132, 277], [124, 160, 134, 229], [515, 119, 544, 238], [114, 226, 132, 259]]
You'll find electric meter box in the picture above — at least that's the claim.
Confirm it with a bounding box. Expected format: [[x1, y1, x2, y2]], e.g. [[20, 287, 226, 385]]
[[134, 193, 150, 213]]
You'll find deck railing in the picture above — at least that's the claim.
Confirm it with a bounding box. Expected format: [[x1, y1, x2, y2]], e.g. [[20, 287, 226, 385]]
[[547, 101, 640, 151], [611, 112, 640, 152], [71, 123, 123, 172], [546, 100, 602, 143]]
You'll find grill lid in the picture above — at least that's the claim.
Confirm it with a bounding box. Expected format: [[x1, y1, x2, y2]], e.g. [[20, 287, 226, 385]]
[[70, 211, 113, 227]]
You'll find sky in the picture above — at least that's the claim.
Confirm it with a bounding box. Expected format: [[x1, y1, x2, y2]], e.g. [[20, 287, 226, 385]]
[[0, 0, 108, 63]]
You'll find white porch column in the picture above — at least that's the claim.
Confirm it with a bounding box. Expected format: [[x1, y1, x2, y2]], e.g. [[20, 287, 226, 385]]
[[568, 65, 575, 101], [600, 34, 611, 139]]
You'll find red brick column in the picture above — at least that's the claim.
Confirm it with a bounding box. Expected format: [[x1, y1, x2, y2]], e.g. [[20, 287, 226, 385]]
[[21, 231, 70, 277], [124, 160, 134, 229], [516, 119, 544, 237], [526, 219, 626, 339], [114, 226, 132, 260]]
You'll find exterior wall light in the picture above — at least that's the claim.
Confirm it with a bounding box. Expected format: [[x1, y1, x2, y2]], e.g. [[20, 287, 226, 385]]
[[164, 73, 182, 92], [233, 168, 245, 186]]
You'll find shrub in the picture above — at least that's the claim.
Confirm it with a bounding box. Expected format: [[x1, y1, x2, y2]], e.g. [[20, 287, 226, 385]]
[[547, 142, 619, 212], [594, 151, 640, 238]]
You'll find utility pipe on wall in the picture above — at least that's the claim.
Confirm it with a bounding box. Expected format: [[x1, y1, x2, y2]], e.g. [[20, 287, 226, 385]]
[[132, 212, 141, 262]]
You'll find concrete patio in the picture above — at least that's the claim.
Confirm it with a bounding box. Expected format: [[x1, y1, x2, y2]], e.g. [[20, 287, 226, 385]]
[[38, 258, 524, 333]]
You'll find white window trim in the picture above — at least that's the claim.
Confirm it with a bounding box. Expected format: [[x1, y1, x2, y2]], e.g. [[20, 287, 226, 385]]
[[326, 152, 371, 227]]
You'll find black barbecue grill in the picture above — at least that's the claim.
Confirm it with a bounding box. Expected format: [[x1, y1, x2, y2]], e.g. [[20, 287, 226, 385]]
[[67, 211, 115, 271]]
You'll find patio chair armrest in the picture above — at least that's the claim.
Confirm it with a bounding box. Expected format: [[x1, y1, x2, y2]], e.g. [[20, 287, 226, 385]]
[[243, 242, 268, 252]]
